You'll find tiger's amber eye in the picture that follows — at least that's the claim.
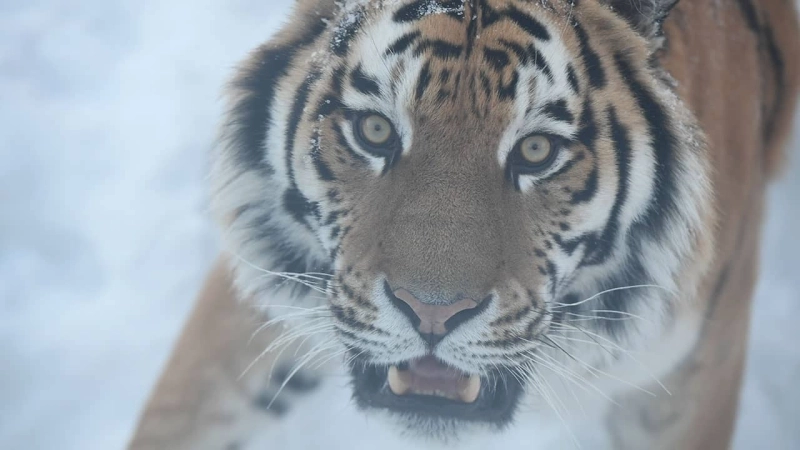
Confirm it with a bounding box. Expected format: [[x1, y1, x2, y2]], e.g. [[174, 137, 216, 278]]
[[520, 135, 553, 164], [360, 114, 393, 145]]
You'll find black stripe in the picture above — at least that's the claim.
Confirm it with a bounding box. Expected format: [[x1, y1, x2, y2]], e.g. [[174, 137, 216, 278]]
[[310, 130, 336, 181], [735, 0, 760, 32], [574, 22, 606, 88], [761, 25, 785, 141], [528, 45, 554, 83], [283, 187, 315, 228], [554, 232, 585, 255], [546, 152, 583, 180], [479, 71, 492, 99], [576, 100, 598, 150], [228, 21, 327, 172], [735, 0, 786, 143], [394, 0, 464, 23], [499, 39, 530, 64], [439, 69, 451, 84], [330, 64, 347, 95], [416, 61, 432, 101], [505, 6, 551, 41], [541, 99, 574, 124], [229, 48, 294, 172], [414, 39, 463, 59], [315, 95, 341, 118], [394, 0, 430, 23], [341, 283, 379, 313], [350, 64, 381, 96], [570, 102, 599, 203], [282, 69, 323, 229], [385, 31, 421, 55], [582, 107, 631, 266], [483, 47, 511, 71], [324, 210, 342, 226], [314, 65, 347, 117], [331, 10, 364, 56], [614, 52, 677, 236], [330, 305, 383, 335], [479, 0, 503, 28], [492, 305, 532, 327], [465, 0, 479, 54], [546, 260, 558, 297], [285, 71, 322, 184], [571, 167, 598, 204], [566, 63, 580, 93], [497, 70, 519, 100]]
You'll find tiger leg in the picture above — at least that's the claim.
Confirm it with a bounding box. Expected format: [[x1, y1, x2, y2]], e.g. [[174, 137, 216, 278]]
[[126, 256, 320, 450]]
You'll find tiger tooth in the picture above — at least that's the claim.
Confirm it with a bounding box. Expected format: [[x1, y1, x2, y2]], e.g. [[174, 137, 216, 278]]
[[459, 374, 481, 403], [387, 366, 411, 396]]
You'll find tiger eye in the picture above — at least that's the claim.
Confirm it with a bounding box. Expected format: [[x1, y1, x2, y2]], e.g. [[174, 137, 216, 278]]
[[360, 114, 393, 145], [520, 135, 553, 165]]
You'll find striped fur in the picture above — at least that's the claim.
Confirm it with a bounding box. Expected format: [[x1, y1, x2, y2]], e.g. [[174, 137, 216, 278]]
[[131, 1, 800, 449]]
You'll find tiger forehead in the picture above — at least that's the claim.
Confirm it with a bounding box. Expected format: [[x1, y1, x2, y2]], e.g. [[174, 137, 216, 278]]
[[364, 1, 580, 116], [392, 0, 571, 58]]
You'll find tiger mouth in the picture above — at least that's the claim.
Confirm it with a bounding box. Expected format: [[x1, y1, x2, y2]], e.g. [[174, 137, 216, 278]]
[[349, 354, 524, 424]]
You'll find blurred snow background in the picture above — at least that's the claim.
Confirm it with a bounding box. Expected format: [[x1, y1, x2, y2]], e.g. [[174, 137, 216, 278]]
[[0, 0, 797, 448]]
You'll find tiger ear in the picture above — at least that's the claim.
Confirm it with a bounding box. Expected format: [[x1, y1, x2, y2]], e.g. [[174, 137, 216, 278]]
[[602, 0, 680, 40]]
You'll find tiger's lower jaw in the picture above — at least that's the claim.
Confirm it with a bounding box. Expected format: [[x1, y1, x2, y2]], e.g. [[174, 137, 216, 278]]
[[348, 355, 525, 433]]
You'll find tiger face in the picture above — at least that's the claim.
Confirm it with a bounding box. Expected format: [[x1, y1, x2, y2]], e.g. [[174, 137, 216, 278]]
[[213, 0, 715, 438]]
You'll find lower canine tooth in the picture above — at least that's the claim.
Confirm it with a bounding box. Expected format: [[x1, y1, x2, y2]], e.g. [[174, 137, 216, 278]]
[[459, 374, 481, 403], [388, 366, 411, 396]]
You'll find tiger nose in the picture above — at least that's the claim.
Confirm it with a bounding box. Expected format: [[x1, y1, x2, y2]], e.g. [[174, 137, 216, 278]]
[[385, 283, 490, 346]]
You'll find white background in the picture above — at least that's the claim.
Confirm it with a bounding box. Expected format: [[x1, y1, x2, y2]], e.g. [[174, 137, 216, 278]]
[[1, 1, 798, 448]]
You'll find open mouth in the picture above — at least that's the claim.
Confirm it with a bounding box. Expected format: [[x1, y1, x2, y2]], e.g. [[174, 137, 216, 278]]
[[349, 354, 524, 424]]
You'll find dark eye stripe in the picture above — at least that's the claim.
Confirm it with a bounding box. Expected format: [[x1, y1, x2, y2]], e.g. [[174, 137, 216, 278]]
[[541, 100, 575, 124], [310, 129, 336, 182], [334, 122, 370, 166], [350, 64, 381, 96]]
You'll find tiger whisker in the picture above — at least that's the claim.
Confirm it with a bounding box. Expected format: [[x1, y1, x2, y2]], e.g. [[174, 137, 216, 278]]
[[239, 320, 335, 382], [233, 253, 334, 294], [265, 340, 338, 410], [523, 349, 612, 404], [517, 337, 618, 404], [533, 344, 623, 405], [247, 310, 331, 346], [549, 323, 670, 395], [551, 284, 677, 310], [529, 364, 582, 449]]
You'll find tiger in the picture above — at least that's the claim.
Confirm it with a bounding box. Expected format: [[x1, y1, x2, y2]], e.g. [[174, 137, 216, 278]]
[[128, 0, 800, 449]]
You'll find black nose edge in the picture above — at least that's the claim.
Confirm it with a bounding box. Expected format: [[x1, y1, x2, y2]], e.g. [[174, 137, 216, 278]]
[[442, 294, 493, 334], [384, 281, 493, 347], [384, 280, 421, 329]]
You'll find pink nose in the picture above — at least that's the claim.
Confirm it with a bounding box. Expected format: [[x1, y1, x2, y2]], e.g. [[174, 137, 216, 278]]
[[392, 288, 482, 336]]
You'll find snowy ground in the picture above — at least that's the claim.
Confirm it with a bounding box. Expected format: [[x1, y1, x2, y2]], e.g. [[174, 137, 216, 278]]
[[0, 1, 798, 449]]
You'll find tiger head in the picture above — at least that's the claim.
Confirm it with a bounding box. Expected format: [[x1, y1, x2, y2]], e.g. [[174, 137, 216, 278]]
[[212, 0, 715, 438]]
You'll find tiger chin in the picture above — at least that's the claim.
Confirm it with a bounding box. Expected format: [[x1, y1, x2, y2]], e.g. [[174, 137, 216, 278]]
[[129, 0, 800, 449]]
